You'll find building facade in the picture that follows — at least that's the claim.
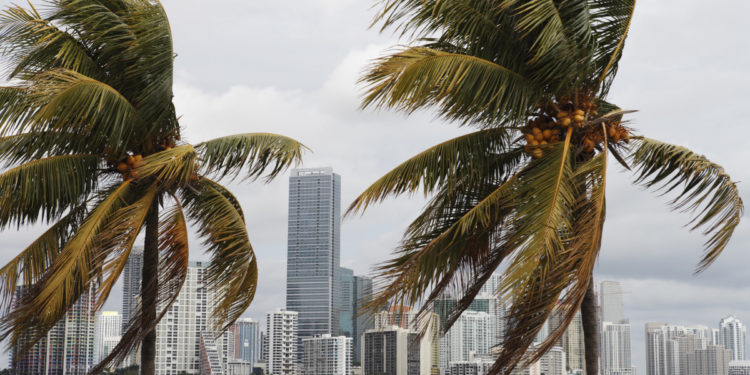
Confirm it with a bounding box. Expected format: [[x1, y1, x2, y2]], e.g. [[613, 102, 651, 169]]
[[121, 246, 144, 366], [362, 327, 416, 375], [730, 361, 750, 375], [11, 285, 96, 375], [302, 334, 352, 375], [267, 309, 300, 375], [352, 275, 373, 365], [96, 311, 122, 362], [601, 322, 636, 375], [233, 318, 262, 366], [721, 316, 747, 361], [287, 167, 342, 340]]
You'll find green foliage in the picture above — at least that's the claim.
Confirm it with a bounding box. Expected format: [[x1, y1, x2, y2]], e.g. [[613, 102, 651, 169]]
[[0, 0, 304, 373]]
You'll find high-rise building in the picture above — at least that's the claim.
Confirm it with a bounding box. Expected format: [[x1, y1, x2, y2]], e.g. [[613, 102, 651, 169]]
[[352, 275, 373, 365], [96, 311, 122, 362], [154, 261, 234, 375], [122, 246, 144, 332], [302, 334, 352, 375], [11, 285, 96, 375], [646, 323, 686, 375], [730, 361, 750, 375], [601, 322, 635, 375], [362, 327, 419, 375], [687, 344, 731, 375], [232, 318, 262, 366], [720, 316, 747, 361], [600, 281, 626, 324], [337, 267, 355, 338], [267, 309, 300, 375], [443, 311, 495, 364], [562, 310, 585, 372], [287, 167, 342, 340]]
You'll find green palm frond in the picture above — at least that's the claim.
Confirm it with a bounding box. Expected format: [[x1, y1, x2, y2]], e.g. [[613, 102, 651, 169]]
[[23, 69, 138, 151], [0, 181, 134, 348], [0, 154, 100, 227], [136, 145, 197, 187], [347, 127, 515, 215], [0, 131, 107, 165], [629, 137, 743, 270], [0, 205, 88, 309], [361, 46, 537, 126], [591, 0, 636, 94], [0, 4, 102, 80], [182, 178, 258, 331], [196, 133, 305, 182]]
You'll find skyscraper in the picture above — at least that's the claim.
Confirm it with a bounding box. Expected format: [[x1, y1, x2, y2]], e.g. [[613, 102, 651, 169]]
[[600, 281, 626, 324], [232, 318, 262, 366], [267, 309, 300, 375], [687, 344, 732, 375], [121, 247, 143, 366], [337, 267, 355, 337], [96, 311, 122, 362], [721, 316, 747, 361], [730, 361, 750, 375], [154, 261, 234, 375], [12, 285, 96, 375], [601, 322, 635, 375], [122, 246, 144, 332], [362, 327, 423, 375], [352, 275, 374, 365], [287, 167, 342, 339], [443, 311, 495, 364], [302, 334, 352, 375]]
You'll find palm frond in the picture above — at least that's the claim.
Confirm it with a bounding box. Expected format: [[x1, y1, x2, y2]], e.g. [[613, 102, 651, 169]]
[[361, 46, 536, 126], [182, 178, 257, 331], [590, 0, 636, 94], [0, 154, 100, 228], [0, 205, 88, 310], [196, 133, 305, 182], [0, 3, 102, 80], [629, 137, 743, 271], [136, 145, 197, 187], [0, 180, 134, 349], [92, 197, 189, 374], [347, 127, 514, 215]]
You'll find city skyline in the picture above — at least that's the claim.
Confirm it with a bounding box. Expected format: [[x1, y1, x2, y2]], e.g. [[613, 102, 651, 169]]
[[0, 0, 748, 372]]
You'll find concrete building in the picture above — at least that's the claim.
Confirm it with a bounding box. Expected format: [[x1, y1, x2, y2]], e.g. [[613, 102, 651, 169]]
[[730, 361, 750, 375], [267, 309, 299, 375], [720, 316, 747, 361], [362, 327, 418, 375], [687, 344, 731, 375], [443, 311, 495, 364], [352, 275, 373, 365], [600, 281, 627, 324], [11, 285, 96, 375], [337, 267, 355, 339], [302, 334, 352, 375], [286, 167, 342, 341], [601, 322, 636, 375], [96, 311, 122, 362], [121, 246, 144, 366], [233, 318, 262, 366], [563, 310, 585, 372]]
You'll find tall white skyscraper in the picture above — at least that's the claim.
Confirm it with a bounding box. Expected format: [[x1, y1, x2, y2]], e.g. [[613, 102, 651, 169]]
[[232, 318, 262, 366], [287, 168, 342, 341], [730, 361, 750, 375], [600, 281, 626, 324], [96, 311, 122, 362], [302, 334, 352, 375], [267, 309, 300, 375], [721, 316, 747, 361], [601, 322, 635, 375], [443, 311, 495, 364], [154, 261, 234, 375], [121, 247, 143, 366]]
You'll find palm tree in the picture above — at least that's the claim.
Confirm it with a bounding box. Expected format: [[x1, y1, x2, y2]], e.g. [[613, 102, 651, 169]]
[[0, 1, 304, 374], [348, 1, 742, 374]]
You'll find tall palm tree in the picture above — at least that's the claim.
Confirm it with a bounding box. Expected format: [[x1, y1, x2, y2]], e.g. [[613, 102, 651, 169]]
[[348, 1, 743, 374], [0, 1, 304, 374]]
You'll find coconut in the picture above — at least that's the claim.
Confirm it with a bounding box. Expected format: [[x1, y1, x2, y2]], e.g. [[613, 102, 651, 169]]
[[574, 109, 585, 116], [117, 162, 128, 173], [532, 148, 543, 158], [560, 118, 572, 127], [542, 129, 552, 140], [573, 115, 585, 123]]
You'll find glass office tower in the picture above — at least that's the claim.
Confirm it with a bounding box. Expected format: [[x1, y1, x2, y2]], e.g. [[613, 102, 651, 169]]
[[287, 167, 341, 340]]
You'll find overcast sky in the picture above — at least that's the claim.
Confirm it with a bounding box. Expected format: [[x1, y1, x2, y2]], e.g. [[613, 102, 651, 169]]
[[0, 0, 749, 371]]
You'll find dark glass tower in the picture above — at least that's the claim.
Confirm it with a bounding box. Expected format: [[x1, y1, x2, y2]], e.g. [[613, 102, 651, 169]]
[[286, 167, 341, 340]]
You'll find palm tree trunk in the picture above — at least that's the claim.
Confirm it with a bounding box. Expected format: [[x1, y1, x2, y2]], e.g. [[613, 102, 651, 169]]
[[141, 199, 159, 375], [581, 277, 599, 375]]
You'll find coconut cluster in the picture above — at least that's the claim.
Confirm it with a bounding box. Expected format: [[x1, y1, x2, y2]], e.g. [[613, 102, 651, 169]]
[[523, 100, 629, 158], [116, 154, 143, 179]]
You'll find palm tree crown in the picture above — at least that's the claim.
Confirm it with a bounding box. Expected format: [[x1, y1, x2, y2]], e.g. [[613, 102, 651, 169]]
[[349, 1, 743, 374], [0, 1, 304, 373]]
